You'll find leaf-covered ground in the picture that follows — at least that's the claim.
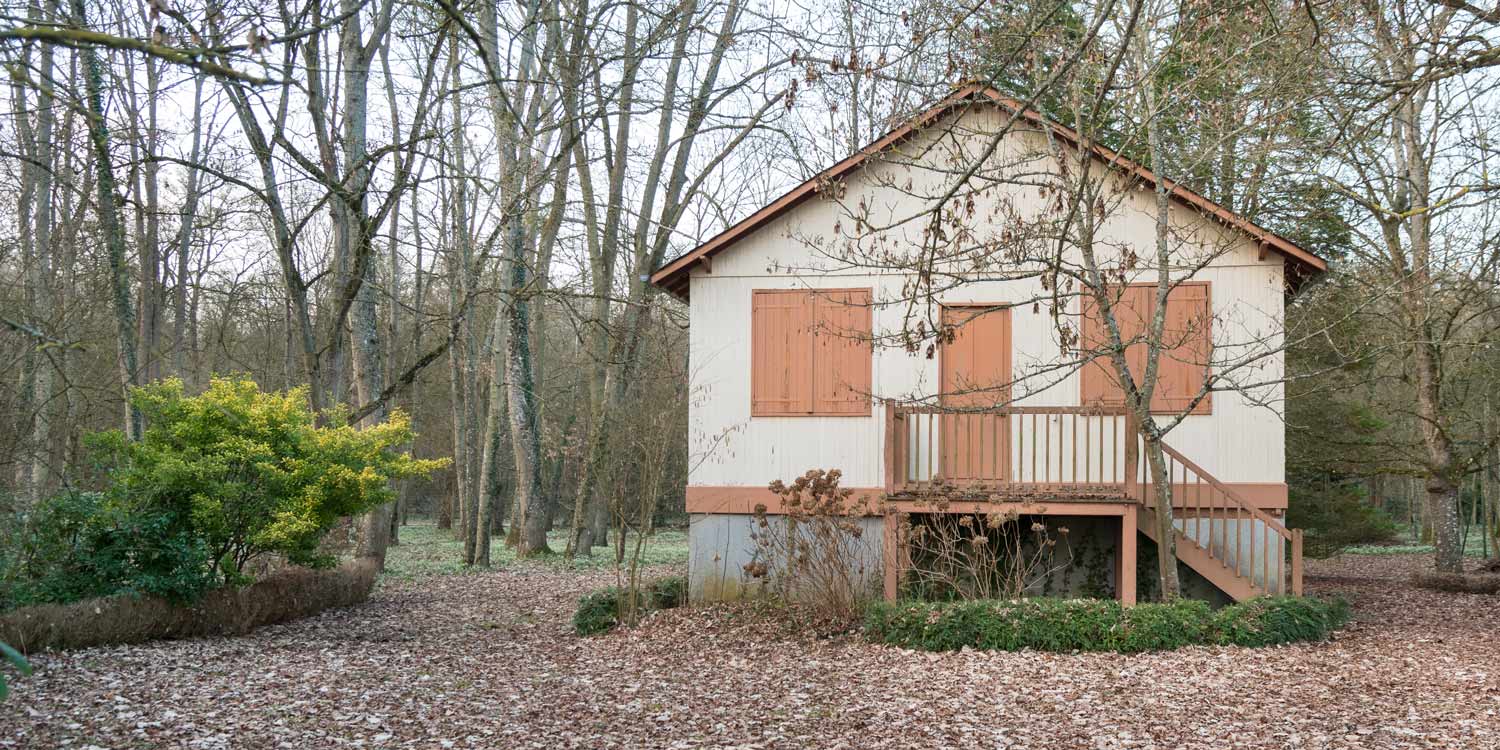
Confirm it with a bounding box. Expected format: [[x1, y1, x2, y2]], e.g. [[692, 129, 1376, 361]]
[[4, 544, 1498, 749]]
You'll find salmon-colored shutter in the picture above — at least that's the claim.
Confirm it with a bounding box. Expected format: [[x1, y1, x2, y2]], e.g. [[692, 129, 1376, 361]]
[[1079, 284, 1210, 414], [1080, 286, 1150, 407], [751, 290, 814, 415], [751, 288, 873, 416], [812, 289, 873, 415], [1154, 284, 1211, 414]]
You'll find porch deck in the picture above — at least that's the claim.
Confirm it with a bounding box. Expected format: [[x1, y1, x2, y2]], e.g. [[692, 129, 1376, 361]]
[[878, 404, 1304, 604], [882, 404, 1145, 498]]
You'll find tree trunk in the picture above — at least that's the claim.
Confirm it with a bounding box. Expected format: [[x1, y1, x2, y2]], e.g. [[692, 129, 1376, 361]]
[[503, 232, 549, 556], [474, 314, 510, 566], [10, 0, 58, 506], [1143, 437, 1181, 599], [339, 0, 393, 565], [172, 74, 205, 385], [73, 0, 142, 440]]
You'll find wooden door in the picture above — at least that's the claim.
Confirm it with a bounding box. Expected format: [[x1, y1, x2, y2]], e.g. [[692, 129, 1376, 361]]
[[940, 306, 1011, 484]]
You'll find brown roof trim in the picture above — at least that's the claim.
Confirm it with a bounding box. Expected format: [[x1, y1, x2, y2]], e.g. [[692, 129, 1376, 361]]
[[650, 83, 1327, 301]]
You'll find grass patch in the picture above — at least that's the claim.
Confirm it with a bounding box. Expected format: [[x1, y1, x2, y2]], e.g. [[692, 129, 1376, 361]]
[[382, 522, 690, 580], [864, 595, 1349, 653], [1344, 528, 1492, 557]]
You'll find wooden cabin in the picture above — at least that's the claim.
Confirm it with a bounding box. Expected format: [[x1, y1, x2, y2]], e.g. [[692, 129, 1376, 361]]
[[651, 83, 1327, 605]]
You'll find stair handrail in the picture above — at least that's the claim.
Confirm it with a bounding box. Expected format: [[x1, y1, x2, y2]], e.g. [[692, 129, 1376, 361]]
[[1154, 439, 1304, 596]]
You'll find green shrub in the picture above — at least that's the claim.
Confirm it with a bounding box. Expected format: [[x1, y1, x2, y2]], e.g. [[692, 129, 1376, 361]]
[[1212, 595, 1350, 647], [1, 377, 444, 610], [1115, 599, 1212, 652], [573, 577, 687, 636], [0, 491, 214, 608], [1287, 483, 1398, 558], [91, 377, 446, 579], [866, 599, 1124, 651], [865, 595, 1348, 652], [647, 576, 686, 609], [573, 587, 631, 636]]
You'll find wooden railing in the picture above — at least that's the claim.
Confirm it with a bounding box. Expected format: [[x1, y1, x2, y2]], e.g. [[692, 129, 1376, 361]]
[[884, 403, 1136, 496], [1133, 441, 1303, 596], [883, 402, 1304, 597]]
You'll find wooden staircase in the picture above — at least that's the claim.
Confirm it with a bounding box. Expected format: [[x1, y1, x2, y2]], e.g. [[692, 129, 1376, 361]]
[[1129, 440, 1304, 601], [881, 404, 1305, 602]]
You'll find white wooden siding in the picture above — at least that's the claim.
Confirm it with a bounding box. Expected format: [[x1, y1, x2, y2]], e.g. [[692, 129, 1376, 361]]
[[686, 110, 1286, 489]]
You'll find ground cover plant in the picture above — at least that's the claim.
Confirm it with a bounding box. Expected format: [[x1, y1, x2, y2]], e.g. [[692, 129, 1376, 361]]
[[380, 523, 690, 580], [864, 595, 1349, 653]]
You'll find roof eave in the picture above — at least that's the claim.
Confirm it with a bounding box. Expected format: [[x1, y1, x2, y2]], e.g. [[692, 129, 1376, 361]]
[[650, 83, 1326, 301]]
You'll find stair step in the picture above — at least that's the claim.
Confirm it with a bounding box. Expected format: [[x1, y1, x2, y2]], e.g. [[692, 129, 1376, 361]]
[[1137, 507, 1264, 603]]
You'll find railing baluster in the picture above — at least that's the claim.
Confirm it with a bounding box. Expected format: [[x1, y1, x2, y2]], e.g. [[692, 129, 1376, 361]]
[[1196, 476, 1204, 549], [975, 412, 983, 487], [1070, 413, 1077, 485], [1261, 520, 1270, 593], [1084, 414, 1092, 486], [1236, 507, 1243, 578], [1044, 414, 1052, 487], [1278, 524, 1286, 594], [971, 412, 979, 484], [1030, 413, 1038, 490], [1004, 411, 1011, 485], [963, 412, 971, 482], [993, 413, 1002, 486], [1015, 410, 1024, 487], [1217, 487, 1225, 561], [918, 414, 930, 489], [893, 411, 901, 489]]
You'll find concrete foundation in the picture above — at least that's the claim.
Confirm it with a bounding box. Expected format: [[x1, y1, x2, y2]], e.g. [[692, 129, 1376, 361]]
[[688, 513, 884, 602], [689, 511, 1273, 605]]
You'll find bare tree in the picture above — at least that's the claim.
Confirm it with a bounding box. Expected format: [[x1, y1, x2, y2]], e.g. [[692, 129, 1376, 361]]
[[1310, 0, 1500, 573]]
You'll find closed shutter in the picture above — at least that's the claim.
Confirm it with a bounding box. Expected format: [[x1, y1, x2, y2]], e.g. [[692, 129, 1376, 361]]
[[1155, 283, 1211, 413], [812, 289, 873, 415], [1080, 283, 1211, 414], [1080, 285, 1151, 408], [751, 290, 814, 415], [751, 288, 873, 416]]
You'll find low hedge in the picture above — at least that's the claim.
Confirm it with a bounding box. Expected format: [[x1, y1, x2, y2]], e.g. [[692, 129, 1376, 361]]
[[1210, 595, 1351, 647], [864, 595, 1348, 653], [1413, 572, 1500, 595], [0, 559, 379, 652], [573, 576, 686, 636]]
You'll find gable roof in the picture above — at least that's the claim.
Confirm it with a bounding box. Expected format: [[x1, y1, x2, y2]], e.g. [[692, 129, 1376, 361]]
[[650, 82, 1328, 301]]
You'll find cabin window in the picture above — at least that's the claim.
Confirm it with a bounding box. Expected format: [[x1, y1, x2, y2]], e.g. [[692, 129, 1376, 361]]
[[751, 288, 872, 416], [1079, 282, 1212, 414]]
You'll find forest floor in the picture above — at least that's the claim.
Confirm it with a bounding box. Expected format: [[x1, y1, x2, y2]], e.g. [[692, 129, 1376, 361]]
[[4, 531, 1499, 749]]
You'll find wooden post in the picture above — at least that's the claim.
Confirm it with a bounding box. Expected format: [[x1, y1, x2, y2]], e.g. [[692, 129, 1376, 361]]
[[1119, 508, 1138, 606], [1123, 410, 1139, 502], [882, 512, 900, 601], [1291, 528, 1304, 596], [883, 402, 897, 492]]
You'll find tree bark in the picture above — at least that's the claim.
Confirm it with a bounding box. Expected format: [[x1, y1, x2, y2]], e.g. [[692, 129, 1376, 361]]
[[73, 0, 142, 440], [10, 0, 58, 505], [172, 73, 205, 386]]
